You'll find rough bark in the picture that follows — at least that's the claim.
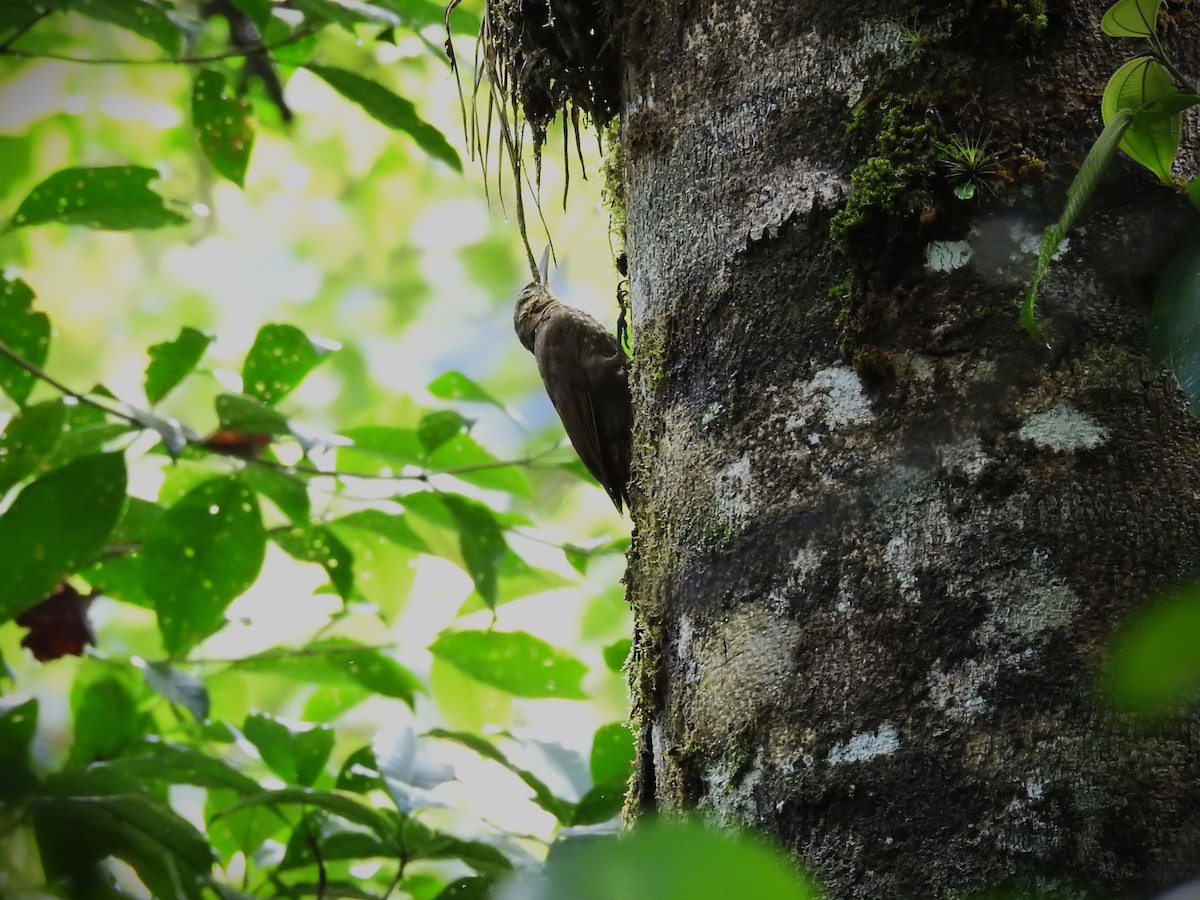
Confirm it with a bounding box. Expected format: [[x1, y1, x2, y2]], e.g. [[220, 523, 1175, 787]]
[[620, 2, 1200, 897]]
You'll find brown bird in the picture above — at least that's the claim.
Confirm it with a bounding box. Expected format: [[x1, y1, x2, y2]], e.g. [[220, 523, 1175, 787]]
[[514, 251, 632, 512]]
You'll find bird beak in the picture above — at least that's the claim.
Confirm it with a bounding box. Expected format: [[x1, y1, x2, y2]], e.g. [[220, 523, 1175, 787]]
[[538, 245, 551, 284]]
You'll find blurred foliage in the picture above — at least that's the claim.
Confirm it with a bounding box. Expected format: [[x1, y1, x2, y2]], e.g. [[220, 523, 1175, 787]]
[[0, 0, 658, 896]]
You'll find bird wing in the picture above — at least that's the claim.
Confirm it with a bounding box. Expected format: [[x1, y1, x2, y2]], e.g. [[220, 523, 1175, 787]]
[[535, 310, 632, 511]]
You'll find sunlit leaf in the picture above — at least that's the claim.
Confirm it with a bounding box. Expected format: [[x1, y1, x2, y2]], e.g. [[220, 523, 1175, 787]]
[[0, 452, 127, 624], [293, 0, 402, 28], [1107, 584, 1200, 714], [214, 786, 396, 840], [1101, 56, 1181, 181], [142, 475, 266, 656], [429, 630, 588, 699], [428, 370, 504, 407], [1101, 0, 1163, 37], [533, 821, 820, 900], [0, 697, 39, 802], [306, 64, 462, 170], [233, 638, 423, 707], [193, 69, 255, 187], [93, 740, 262, 794], [329, 508, 427, 553], [402, 818, 514, 876], [215, 392, 293, 436], [241, 463, 311, 522], [145, 327, 213, 405], [273, 525, 355, 598], [442, 494, 507, 609], [0, 273, 51, 406], [373, 725, 454, 813], [243, 323, 335, 405], [0, 400, 65, 492], [6, 166, 188, 232], [429, 433, 532, 497], [427, 729, 574, 823], [244, 713, 335, 786]]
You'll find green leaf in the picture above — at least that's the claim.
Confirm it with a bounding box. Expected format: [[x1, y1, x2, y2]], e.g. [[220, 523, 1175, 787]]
[[602, 638, 632, 672], [306, 64, 461, 170], [427, 370, 504, 407], [272, 525, 355, 599], [141, 475, 266, 656], [538, 820, 820, 900], [429, 630, 588, 699], [233, 638, 422, 707], [433, 877, 495, 900], [242, 463, 311, 522], [418, 410, 468, 453], [244, 713, 335, 786], [1189, 176, 1200, 212], [401, 818, 513, 875], [42, 395, 133, 469], [429, 433, 532, 497], [1101, 0, 1163, 37], [35, 769, 214, 899], [1022, 108, 1133, 336], [571, 779, 627, 825], [70, 673, 140, 764], [442, 494, 507, 609], [145, 327, 213, 404], [142, 662, 210, 720], [1101, 56, 1181, 181], [192, 69, 255, 187], [0, 452, 127, 623], [293, 0, 402, 28], [0, 273, 51, 406], [243, 323, 335, 405], [339, 424, 425, 471], [214, 786, 396, 840], [0, 697, 40, 802], [1150, 224, 1200, 413], [215, 392, 293, 436], [6, 166, 188, 232], [0, 400, 66, 493], [590, 722, 635, 787], [70, 0, 183, 53], [329, 508, 427, 553], [92, 740, 262, 794], [1106, 584, 1200, 714]]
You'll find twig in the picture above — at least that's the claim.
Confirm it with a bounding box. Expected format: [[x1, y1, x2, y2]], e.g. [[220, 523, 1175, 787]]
[[0, 339, 142, 428], [0, 24, 317, 66]]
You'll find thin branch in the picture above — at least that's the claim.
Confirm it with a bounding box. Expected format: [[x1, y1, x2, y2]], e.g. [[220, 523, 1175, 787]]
[[0, 339, 143, 428], [0, 24, 317, 66]]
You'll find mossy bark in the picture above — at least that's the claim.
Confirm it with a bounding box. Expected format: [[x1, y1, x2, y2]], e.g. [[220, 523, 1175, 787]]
[[619, 1, 1200, 897]]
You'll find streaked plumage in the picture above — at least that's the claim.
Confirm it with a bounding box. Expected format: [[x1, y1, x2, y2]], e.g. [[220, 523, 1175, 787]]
[[514, 278, 632, 512]]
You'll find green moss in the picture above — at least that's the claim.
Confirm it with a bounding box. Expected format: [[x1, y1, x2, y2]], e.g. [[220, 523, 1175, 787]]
[[829, 99, 939, 248]]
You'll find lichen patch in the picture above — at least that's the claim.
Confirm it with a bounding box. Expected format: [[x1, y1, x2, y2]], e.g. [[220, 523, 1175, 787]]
[[1018, 404, 1110, 451], [826, 724, 900, 765], [924, 240, 972, 272], [786, 365, 874, 440]]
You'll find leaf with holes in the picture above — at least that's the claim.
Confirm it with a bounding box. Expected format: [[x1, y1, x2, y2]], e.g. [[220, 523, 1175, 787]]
[[69, 0, 183, 52], [429, 630, 587, 699], [192, 69, 255, 187], [141, 475, 266, 656], [242, 323, 336, 405], [272, 525, 354, 599], [0, 453, 127, 624], [0, 274, 51, 406], [0, 400, 65, 493], [427, 370, 504, 408], [306, 65, 461, 171], [6, 166, 187, 232]]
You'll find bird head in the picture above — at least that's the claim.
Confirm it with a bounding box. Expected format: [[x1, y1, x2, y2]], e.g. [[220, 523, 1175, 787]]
[[513, 246, 555, 352]]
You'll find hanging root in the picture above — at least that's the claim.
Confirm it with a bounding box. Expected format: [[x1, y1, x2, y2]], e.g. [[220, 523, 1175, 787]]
[[445, 0, 623, 282]]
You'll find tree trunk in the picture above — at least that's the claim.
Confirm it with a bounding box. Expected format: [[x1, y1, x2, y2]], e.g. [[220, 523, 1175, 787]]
[[619, 2, 1200, 897]]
